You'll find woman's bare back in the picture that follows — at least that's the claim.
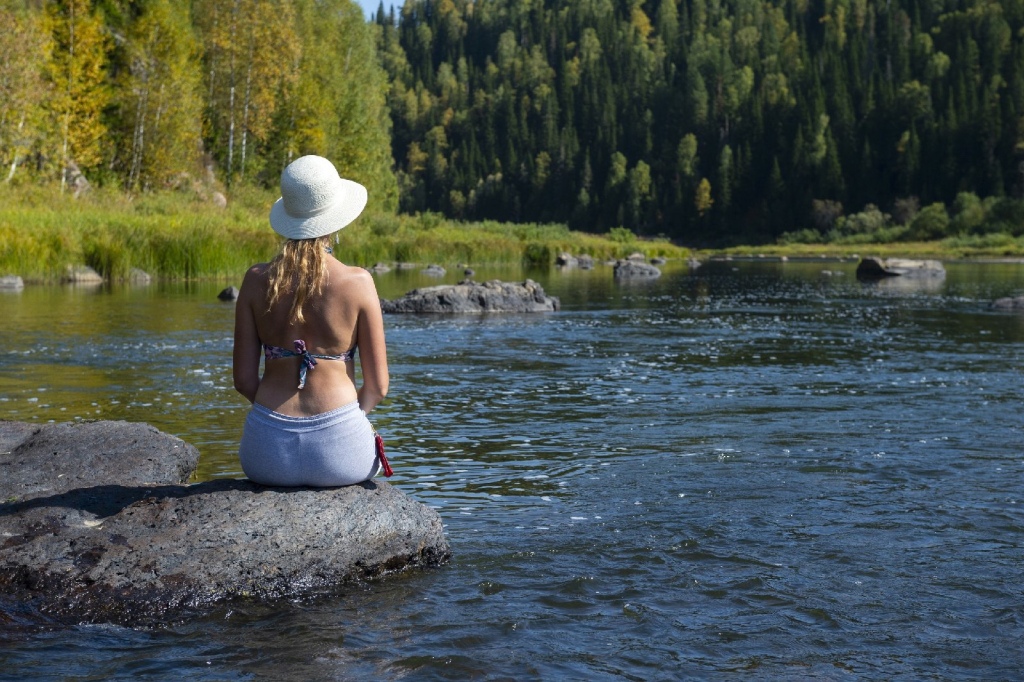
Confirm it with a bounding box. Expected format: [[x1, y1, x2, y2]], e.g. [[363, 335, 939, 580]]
[[233, 258, 389, 417]]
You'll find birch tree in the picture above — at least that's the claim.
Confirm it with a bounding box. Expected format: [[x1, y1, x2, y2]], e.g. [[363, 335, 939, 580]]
[[119, 0, 203, 190], [0, 8, 49, 183], [196, 0, 299, 185], [44, 0, 110, 189]]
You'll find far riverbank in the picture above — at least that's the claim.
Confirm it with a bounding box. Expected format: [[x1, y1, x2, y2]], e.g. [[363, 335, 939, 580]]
[[3, 186, 1022, 283]]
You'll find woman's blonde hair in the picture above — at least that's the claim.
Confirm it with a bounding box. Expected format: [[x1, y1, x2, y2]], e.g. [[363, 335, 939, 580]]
[[265, 235, 333, 324]]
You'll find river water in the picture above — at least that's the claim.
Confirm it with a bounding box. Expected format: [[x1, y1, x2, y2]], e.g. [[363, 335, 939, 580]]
[[1, 259, 1023, 680]]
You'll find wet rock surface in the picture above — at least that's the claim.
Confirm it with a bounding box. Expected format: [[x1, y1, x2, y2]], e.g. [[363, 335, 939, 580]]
[[0, 420, 450, 626], [381, 279, 559, 313]]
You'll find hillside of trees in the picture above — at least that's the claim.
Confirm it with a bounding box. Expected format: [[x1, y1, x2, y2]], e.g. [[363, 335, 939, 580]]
[[0, 0, 397, 212], [2, 0, 1023, 249], [377, 0, 1024, 245]]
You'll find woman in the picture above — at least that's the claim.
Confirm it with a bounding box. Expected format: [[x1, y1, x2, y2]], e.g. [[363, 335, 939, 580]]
[[233, 155, 389, 486]]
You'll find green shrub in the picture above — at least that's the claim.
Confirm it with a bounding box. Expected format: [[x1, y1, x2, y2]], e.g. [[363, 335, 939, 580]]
[[905, 202, 950, 240], [608, 226, 636, 243], [523, 242, 553, 267], [777, 228, 823, 244]]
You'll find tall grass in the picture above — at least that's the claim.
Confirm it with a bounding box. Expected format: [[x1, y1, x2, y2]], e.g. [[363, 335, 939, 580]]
[[0, 187, 688, 281]]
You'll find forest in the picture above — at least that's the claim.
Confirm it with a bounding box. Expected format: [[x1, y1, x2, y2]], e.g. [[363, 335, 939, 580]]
[[0, 0, 397, 212], [2, 0, 1023, 247]]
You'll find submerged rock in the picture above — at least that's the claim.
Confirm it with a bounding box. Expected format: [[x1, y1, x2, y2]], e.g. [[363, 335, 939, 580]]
[[381, 279, 559, 313], [992, 295, 1024, 311], [0, 420, 450, 626], [421, 264, 447, 277], [856, 257, 946, 280]]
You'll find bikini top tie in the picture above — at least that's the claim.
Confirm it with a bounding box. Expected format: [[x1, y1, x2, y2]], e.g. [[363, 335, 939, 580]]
[[263, 339, 355, 389]]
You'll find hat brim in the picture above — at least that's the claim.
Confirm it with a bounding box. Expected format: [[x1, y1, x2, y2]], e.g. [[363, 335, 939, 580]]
[[269, 178, 368, 240]]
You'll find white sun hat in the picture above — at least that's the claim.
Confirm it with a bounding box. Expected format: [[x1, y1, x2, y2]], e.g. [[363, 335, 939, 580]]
[[268, 155, 368, 240]]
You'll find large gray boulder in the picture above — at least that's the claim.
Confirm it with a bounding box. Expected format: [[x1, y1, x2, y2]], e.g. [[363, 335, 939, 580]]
[[856, 257, 946, 280], [0, 420, 199, 500], [0, 420, 450, 626], [381, 279, 559, 313]]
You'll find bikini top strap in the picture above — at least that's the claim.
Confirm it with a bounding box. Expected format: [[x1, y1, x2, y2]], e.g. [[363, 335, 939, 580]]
[[263, 340, 355, 389]]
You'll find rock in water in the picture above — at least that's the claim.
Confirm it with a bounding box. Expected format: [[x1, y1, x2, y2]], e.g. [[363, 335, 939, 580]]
[[855, 257, 945, 280], [991, 295, 1024, 311], [217, 286, 240, 301], [613, 259, 661, 279], [0, 420, 450, 626], [381, 279, 559, 313], [555, 252, 578, 267], [63, 265, 103, 284]]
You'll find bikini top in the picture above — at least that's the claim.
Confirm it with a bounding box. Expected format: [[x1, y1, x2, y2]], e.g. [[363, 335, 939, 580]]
[[263, 339, 355, 389]]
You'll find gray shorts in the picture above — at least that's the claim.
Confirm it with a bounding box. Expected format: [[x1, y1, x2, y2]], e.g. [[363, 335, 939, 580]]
[[239, 401, 381, 487]]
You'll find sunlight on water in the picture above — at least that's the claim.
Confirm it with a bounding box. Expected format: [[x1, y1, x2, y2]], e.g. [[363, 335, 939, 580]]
[[2, 260, 1024, 678]]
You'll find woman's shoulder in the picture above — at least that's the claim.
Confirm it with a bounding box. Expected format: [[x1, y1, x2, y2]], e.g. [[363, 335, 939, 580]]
[[238, 262, 270, 294], [328, 261, 379, 296]]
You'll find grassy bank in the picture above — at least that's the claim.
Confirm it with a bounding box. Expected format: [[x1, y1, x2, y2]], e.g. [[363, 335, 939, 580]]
[[0, 186, 687, 282], [705, 233, 1024, 261]]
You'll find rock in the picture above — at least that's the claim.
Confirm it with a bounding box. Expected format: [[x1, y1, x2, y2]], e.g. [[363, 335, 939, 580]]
[[64, 162, 90, 198], [369, 262, 391, 274], [0, 275, 24, 290], [217, 286, 239, 301], [0, 420, 199, 502], [421, 264, 446, 277], [63, 265, 103, 284], [578, 254, 594, 270], [127, 268, 152, 284], [992, 295, 1024, 311], [650, 256, 667, 265], [381, 279, 559, 313], [687, 258, 703, 269], [613, 259, 661, 280], [0, 420, 450, 626], [627, 251, 646, 261], [211, 191, 228, 208], [856, 257, 946, 280], [556, 252, 578, 267], [463, 268, 475, 277]]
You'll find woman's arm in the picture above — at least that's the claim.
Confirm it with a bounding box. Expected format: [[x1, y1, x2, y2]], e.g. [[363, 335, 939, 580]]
[[354, 270, 389, 414], [232, 267, 263, 403]]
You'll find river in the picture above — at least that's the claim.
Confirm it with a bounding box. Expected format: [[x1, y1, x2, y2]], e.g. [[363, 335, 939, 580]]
[[1, 258, 1023, 679]]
